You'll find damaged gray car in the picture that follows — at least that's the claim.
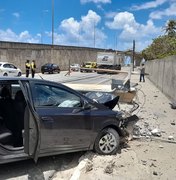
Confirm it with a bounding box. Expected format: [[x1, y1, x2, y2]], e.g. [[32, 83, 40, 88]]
[[0, 77, 138, 164]]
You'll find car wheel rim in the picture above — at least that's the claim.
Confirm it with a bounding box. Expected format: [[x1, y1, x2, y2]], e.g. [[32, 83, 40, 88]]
[[99, 133, 117, 153]]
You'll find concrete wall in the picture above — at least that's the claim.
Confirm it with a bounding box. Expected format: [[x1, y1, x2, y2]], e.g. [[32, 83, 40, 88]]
[[0, 41, 105, 73], [146, 55, 176, 102]]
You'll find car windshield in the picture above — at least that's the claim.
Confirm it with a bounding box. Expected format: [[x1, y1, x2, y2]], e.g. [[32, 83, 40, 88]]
[[85, 63, 91, 65]]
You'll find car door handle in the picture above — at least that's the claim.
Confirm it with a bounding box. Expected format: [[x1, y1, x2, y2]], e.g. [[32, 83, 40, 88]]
[[41, 116, 54, 123]]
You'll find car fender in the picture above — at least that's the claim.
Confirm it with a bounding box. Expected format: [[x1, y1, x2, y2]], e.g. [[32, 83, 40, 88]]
[[3, 71, 8, 76]]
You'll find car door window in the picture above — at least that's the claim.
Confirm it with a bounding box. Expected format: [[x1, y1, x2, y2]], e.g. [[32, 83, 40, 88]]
[[3, 64, 10, 68], [33, 84, 82, 108], [9, 64, 17, 69]]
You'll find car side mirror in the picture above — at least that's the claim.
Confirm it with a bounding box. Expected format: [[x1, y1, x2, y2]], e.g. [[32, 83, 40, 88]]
[[72, 101, 91, 113], [83, 101, 92, 110]]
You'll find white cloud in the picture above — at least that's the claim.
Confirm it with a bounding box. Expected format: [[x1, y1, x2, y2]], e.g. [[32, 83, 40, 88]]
[[105, 12, 161, 51], [132, 0, 167, 10], [80, 0, 111, 4], [105, 11, 118, 19], [60, 18, 80, 36], [150, 3, 176, 19], [12, 12, 20, 18], [106, 12, 138, 29], [119, 19, 160, 40], [57, 10, 106, 48], [0, 29, 40, 43]]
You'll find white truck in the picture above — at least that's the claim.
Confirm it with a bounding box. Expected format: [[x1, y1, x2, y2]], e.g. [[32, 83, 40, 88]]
[[96, 52, 123, 73]]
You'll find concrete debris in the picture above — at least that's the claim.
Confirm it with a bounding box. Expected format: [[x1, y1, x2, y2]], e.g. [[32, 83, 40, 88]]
[[133, 124, 163, 138], [168, 136, 174, 140], [150, 163, 157, 167], [70, 158, 89, 180], [171, 121, 176, 125], [141, 160, 147, 165], [85, 160, 93, 172], [169, 102, 176, 109], [104, 161, 115, 174], [151, 128, 161, 137], [153, 171, 158, 176]]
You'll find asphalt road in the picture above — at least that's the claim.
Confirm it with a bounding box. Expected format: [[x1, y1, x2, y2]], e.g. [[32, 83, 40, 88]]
[[34, 70, 127, 84], [0, 70, 128, 180]]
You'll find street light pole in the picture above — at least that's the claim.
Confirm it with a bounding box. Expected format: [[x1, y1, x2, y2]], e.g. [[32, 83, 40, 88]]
[[93, 20, 95, 48], [52, 0, 54, 45], [132, 40, 135, 71]]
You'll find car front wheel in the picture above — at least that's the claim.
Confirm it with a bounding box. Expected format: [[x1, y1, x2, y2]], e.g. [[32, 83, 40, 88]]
[[94, 128, 120, 155], [18, 72, 22, 76], [3, 73, 8, 76]]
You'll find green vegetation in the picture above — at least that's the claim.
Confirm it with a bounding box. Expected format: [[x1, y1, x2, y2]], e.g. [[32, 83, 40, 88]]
[[142, 20, 176, 60]]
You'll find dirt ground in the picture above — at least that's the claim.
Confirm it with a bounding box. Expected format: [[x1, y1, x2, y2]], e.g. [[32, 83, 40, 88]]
[[52, 71, 176, 180]]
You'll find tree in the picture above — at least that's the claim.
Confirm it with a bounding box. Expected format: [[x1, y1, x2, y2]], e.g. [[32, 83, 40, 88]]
[[163, 20, 176, 37], [142, 35, 176, 60], [142, 20, 176, 60]]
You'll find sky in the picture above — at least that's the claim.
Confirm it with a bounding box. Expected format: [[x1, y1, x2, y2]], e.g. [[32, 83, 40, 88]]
[[0, 0, 175, 52]]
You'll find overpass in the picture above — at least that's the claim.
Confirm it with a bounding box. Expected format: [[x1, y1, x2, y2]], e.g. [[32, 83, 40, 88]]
[[0, 41, 142, 73]]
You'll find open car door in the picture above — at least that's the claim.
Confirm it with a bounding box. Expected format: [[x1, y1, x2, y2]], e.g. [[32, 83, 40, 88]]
[[19, 81, 41, 163]]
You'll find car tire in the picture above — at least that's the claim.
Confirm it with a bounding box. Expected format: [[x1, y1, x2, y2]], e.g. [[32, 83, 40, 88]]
[[18, 72, 22, 76], [94, 128, 120, 155], [3, 73, 8, 76]]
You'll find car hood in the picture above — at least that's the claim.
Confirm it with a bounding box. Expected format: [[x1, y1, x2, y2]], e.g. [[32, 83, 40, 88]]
[[85, 92, 119, 109]]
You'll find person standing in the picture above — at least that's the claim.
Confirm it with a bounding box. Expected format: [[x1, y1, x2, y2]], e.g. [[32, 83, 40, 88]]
[[139, 64, 145, 82], [25, 60, 30, 78], [31, 60, 36, 78]]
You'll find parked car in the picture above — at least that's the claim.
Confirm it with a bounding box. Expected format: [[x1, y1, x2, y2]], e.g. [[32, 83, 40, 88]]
[[80, 62, 97, 72], [41, 63, 60, 74], [0, 62, 22, 77], [70, 64, 80, 71], [0, 77, 138, 164]]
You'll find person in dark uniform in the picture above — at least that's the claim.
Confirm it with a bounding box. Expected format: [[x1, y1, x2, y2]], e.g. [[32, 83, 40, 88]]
[[139, 64, 145, 82], [31, 60, 36, 78], [25, 60, 30, 77]]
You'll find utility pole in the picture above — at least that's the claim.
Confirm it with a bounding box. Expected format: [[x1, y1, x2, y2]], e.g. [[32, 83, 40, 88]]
[[132, 40, 135, 71], [52, 0, 54, 45], [93, 20, 95, 48]]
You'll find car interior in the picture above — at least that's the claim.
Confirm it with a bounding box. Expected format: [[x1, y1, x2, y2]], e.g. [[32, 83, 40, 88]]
[[0, 84, 26, 151]]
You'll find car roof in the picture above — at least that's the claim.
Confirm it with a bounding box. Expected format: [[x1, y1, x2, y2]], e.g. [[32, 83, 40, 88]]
[[0, 62, 10, 64], [43, 63, 58, 66]]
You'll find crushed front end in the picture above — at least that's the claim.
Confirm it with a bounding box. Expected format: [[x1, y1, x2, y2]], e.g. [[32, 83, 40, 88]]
[[117, 112, 139, 142]]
